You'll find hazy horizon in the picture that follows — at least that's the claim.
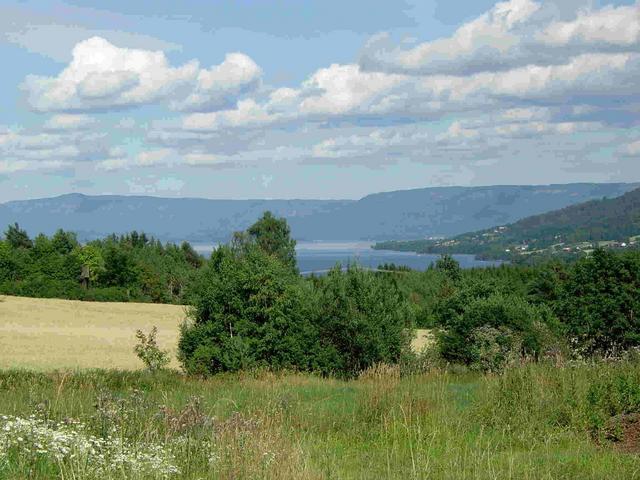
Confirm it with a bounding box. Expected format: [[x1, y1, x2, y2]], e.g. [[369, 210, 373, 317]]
[[2, 180, 639, 204]]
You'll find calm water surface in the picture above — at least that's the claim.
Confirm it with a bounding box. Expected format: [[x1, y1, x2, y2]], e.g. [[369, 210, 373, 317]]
[[194, 241, 504, 274]]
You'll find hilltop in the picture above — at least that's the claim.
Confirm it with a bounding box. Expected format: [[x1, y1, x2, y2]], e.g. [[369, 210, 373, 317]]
[[0, 183, 636, 243], [375, 187, 640, 260]]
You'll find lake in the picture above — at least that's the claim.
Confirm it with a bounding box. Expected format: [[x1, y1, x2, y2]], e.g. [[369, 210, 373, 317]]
[[193, 241, 504, 274]]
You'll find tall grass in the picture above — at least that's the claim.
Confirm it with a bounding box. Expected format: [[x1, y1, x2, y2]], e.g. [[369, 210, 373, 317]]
[[1, 364, 640, 479]]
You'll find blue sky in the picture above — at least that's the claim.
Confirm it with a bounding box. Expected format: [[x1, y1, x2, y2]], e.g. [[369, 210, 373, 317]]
[[1, 0, 639, 201]]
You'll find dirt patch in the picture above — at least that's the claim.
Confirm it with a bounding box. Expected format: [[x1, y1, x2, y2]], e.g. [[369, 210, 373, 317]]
[[411, 329, 433, 352], [605, 413, 640, 454]]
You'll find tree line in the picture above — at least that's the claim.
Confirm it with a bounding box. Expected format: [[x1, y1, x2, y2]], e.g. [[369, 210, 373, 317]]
[[2, 212, 640, 377], [0, 223, 202, 303]]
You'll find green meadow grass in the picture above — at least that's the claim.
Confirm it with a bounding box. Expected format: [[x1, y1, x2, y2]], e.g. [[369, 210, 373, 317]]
[[1, 363, 639, 479]]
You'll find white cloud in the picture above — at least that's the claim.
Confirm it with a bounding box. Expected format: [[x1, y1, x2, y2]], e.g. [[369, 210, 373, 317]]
[[0, 158, 71, 174], [126, 176, 185, 194], [23, 37, 261, 113], [299, 64, 404, 115], [184, 146, 309, 166], [96, 157, 129, 172], [539, 3, 640, 48], [0, 5, 181, 62], [183, 153, 224, 165], [115, 117, 137, 129], [8, 2, 640, 182], [622, 140, 640, 156], [44, 114, 95, 130], [171, 53, 262, 112], [135, 148, 173, 167], [0, 125, 134, 174], [359, 0, 640, 76], [173, 50, 639, 135], [182, 99, 280, 131]]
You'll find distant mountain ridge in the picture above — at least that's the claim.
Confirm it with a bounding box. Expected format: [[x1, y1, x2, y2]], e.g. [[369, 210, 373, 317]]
[[0, 183, 637, 243], [374, 186, 640, 259]]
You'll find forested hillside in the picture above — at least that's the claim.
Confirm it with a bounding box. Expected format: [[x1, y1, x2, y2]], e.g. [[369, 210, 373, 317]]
[[375, 187, 640, 260], [0, 183, 636, 242]]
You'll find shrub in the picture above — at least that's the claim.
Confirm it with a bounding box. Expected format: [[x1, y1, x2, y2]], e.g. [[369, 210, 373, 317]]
[[436, 279, 557, 370], [313, 265, 414, 377], [586, 369, 640, 438], [557, 249, 640, 356], [468, 325, 521, 373], [178, 245, 323, 375], [179, 249, 414, 377], [134, 326, 171, 372]]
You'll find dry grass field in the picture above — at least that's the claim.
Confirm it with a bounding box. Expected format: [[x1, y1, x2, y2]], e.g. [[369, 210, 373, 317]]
[[0, 295, 186, 370], [0, 295, 431, 370]]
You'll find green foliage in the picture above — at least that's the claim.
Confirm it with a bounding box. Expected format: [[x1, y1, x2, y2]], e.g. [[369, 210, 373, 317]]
[[0, 241, 17, 282], [0, 226, 203, 303], [435, 278, 557, 370], [435, 254, 461, 281], [75, 244, 106, 282], [51, 229, 79, 255], [246, 211, 298, 272], [179, 244, 321, 375], [179, 215, 413, 377], [313, 265, 413, 376], [3, 223, 32, 249], [134, 326, 171, 372], [556, 248, 640, 355]]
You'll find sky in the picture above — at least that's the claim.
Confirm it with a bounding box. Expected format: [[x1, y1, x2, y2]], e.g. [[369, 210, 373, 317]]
[[0, 0, 639, 201]]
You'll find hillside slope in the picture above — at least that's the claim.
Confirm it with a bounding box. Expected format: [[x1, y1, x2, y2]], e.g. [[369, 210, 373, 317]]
[[375, 187, 640, 259], [0, 183, 637, 242]]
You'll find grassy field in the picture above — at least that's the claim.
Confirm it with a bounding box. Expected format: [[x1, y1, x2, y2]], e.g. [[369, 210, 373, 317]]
[[0, 295, 186, 370], [2, 295, 639, 479], [1, 365, 639, 479], [0, 295, 430, 371]]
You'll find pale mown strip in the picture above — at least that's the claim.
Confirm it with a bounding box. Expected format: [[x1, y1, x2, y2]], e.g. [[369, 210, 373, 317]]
[[0, 295, 430, 371], [0, 295, 186, 370]]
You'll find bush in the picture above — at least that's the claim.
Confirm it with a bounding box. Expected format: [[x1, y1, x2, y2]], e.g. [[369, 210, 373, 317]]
[[178, 245, 323, 375], [178, 253, 414, 377], [436, 279, 558, 371], [557, 249, 640, 356], [586, 369, 640, 438], [313, 265, 414, 377], [134, 326, 171, 372], [468, 325, 521, 373]]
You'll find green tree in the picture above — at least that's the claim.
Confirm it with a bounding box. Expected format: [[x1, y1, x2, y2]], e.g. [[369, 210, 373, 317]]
[[245, 211, 298, 272], [435, 278, 556, 368], [75, 244, 106, 283], [557, 249, 640, 355], [178, 244, 321, 375], [100, 242, 139, 288], [435, 254, 461, 281], [314, 265, 413, 376], [0, 241, 17, 282], [4, 223, 32, 249], [181, 241, 203, 268], [51, 229, 79, 255]]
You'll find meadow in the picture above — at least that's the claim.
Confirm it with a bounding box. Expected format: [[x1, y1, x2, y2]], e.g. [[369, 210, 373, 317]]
[[0, 296, 185, 370], [2, 281, 640, 478], [1, 364, 640, 479]]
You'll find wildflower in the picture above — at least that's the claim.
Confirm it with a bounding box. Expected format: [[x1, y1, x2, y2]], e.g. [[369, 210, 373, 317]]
[[0, 415, 180, 477]]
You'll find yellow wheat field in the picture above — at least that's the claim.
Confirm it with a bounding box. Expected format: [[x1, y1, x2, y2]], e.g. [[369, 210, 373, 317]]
[[0, 295, 431, 370], [0, 295, 186, 370]]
